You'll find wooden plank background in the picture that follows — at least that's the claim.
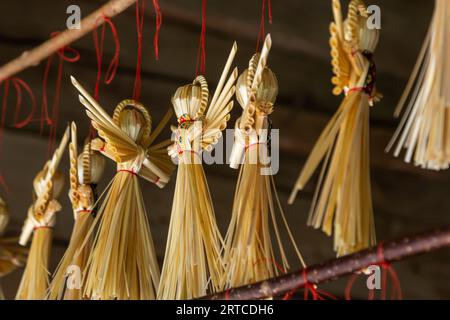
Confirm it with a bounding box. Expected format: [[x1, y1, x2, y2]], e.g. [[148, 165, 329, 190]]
[[1, 0, 450, 299]]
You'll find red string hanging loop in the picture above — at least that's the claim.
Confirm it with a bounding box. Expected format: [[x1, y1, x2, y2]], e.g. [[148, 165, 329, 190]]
[[256, 0, 273, 52], [41, 31, 80, 154], [92, 15, 120, 100], [0, 77, 37, 151], [195, 0, 207, 76], [11, 77, 37, 129], [152, 0, 162, 60], [133, 0, 146, 101], [345, 242, 403, 300]]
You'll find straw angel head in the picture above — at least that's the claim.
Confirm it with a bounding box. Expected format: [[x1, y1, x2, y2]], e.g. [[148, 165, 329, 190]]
[[71, 76, 174, 188], [168, 42, 238, 162], [330, 0, 381, 104], [19, 127, 69, 246], [68, 122, 105, 215], [230, 34, 275, 168]]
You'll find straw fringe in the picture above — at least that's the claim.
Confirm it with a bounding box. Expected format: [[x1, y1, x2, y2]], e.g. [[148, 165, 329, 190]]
[[72, 78, 174, 299], [16, 228, 52, 300], [224, 38, 305, 289], [159, 42, 237, 299], [386, 0, 450, 170], [290, 0, 379, 256]]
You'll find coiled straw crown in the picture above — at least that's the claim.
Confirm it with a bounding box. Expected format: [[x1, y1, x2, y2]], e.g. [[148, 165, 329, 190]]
[[33, 168, 64, 200], [113, 99, 152, 147], [171, 76, 209, 121], [236, 54, 278, 109], [77, 144, 105, 185], [344, 0, 379, 53]]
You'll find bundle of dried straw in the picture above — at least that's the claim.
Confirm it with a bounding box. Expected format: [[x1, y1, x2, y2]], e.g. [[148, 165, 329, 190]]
[[16, 127, 69, 299], [0, 197, 27, 299], [386, 0, 450, 170], [158, 42, 238, 299], [71, 76, 174, 300], [47, 122, 106, 300], [290, 0, 381, 256], [223, 34, 305, 289]]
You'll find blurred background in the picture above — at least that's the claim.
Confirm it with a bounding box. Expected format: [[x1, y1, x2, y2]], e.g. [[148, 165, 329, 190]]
[[1, 0, 449, 299]]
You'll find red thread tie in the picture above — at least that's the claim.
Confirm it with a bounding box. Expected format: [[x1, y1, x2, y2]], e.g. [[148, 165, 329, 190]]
[[345, 242, 402, 300], [77, 209, 92, 215], [117, 169, 138, 176], [152, 0, 162, 60], [283, 268, 338, 300], [253, 257, 287, 274], [195, 0, 207, 76], [33, 226, 53, 231], [245, 142, 266, 151]]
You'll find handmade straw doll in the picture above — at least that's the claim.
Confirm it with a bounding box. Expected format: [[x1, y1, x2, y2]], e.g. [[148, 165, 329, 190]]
[[47, 122, 105, 300], [386, 0, 450, 170], [0, 197, 27, 299], [289, 0, 381, 257], [16, 127, 69, 300], [70, 76, 174, 300], [158, 43, 238, 300], [223, 35, 305, 289]]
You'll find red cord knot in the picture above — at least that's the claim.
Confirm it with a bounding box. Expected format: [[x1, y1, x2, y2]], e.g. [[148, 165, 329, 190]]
[[224, 289, 230, 300], [245, 141, 267, 151], [345, 242, 402, 300], [50, 31, 81, 62], [377, 242, 389, 268], [33, 226, 53, 231], [117, 169, 138, 176], [76, 209, 92, 215], [282, 268, 338, 300]]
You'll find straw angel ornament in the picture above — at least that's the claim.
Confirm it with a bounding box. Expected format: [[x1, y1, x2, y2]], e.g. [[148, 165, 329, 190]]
[[0, 197, 27, 299], [158, 43, 238, 299], [71, 76, 174, 300], [386, 0, 450, 170], [16, 127, 69, 300], [289, 0, 381, 256], [223, 34, 305, 289], [47, 122, 105, 300]]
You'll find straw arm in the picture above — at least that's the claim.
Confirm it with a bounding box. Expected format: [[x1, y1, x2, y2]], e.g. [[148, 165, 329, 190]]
[[0, 0, 137, 81], [201, 226, 450, 300]]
